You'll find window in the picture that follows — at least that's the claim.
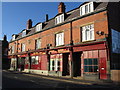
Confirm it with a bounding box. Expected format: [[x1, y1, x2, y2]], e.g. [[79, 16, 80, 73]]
[[31, 56, 39, 64], [80, 2, 94, 16], [36, 23, 42, 32], [81, 24, 94, 42], [55, 14, 64, 24], [21, 43, 25, 52], [22, 30, 26, 37], [35, 39, 41, 49], [50, 54, 61, 71], [84, 58, 98, 72], [12, 35, 16, 41], [56, 32, 64, 46], [11, 46, 14, 54]]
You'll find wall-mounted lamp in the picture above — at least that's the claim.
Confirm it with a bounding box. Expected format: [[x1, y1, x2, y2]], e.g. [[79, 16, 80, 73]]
[[96, 31, 104, 36], [47, 44, 52, 47]]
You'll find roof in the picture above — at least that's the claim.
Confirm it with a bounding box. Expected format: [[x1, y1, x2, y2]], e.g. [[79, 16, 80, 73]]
[[10, 2, 108, 42]]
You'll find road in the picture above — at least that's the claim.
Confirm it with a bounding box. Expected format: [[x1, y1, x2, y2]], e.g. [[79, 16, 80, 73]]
[[2, 70, 120, 89]]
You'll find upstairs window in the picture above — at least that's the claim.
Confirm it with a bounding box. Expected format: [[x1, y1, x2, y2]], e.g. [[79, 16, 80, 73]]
[[12, 35, 16, 41], [80, 2, 94, 16], [55, 14, 64, 24], [22, 30, 26, 37], [36, 23, 42, 32], [11, 46, 14, 54], [21, 43, 25, 52], [35, 39, 41, 49], [81, 24, 94, 42], [55, 32, 64, 46]]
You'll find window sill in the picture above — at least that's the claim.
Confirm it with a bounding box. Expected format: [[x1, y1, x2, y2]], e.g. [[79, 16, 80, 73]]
[[82, 39, 95, 43], [55, 45, 64, 47]]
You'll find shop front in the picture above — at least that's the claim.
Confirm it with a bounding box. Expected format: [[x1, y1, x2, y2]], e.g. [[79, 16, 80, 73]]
[[10, 58, 17, 71], [29, 52, 48, 75], [73, 41, 109, 80], [17, 54, 28, 72]]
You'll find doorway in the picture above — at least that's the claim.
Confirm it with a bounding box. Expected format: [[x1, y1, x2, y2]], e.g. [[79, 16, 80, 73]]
[[20, 57, 25, 71], [62, 53, 70, 76], [73, 52, 82, 77]]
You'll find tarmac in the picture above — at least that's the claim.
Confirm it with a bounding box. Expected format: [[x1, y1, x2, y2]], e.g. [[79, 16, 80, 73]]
[[3, 69, 120, 88]]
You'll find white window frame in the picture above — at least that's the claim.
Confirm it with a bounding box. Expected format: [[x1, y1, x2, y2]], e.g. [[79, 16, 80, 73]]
[[82, 24, 94, 42], [55, 14, 64, 24], [56, 32, 64, 46], [36, 23, 42, 32], [80, 2, 94, 16], [12, 35, 16, 41], [11, 46, 14, 54], [35, 39, 41, 49], [50, 54, 61, 71], [22, 30, 26, 37], [21, 43, 25, 52], [31, 56, 39, 65]]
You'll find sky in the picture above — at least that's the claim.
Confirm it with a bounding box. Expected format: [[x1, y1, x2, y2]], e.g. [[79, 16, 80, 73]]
[[2, 2, 83, 41]]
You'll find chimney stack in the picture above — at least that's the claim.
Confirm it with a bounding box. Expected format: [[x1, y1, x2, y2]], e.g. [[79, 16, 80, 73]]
[[3, 35, 7, 41], [27, 19, 32, 30], [58, 2, 66, 14], [46, 14, 48, 22]]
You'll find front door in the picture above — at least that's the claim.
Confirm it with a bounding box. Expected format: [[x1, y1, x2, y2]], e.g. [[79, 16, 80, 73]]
[[99, 57, 107, 79]]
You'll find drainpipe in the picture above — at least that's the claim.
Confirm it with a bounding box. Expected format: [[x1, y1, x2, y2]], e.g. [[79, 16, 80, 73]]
[[69, 21, 74, 78], [46, 49, 50, 71], [28, 53, 31, 73], [105, 34, 111, 80]]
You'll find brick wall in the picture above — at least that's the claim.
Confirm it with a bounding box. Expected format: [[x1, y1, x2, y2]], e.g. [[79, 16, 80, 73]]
[[9, 11, 109, 55]]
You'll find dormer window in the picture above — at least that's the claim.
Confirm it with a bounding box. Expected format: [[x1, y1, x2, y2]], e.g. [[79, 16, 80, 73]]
[[36, 23, 42, 32], [55, 14, 64, 24], [22, 30, 26, 37], [80, 2, 94, 16], [12, 35, 16, 41]]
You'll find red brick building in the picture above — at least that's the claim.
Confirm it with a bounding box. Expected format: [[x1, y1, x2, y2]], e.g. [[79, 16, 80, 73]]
[[8, 2, 120, 82]]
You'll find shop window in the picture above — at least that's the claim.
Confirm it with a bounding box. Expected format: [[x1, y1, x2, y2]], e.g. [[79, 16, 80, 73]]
[[55, 32, 64, 46], [31, 56, 39, 64], [50, 54, 62, 71], [81, 24, 94, 42], [35, 39, 41, 49], [84, 58, 98, 73], [80, 2, 94, 16]]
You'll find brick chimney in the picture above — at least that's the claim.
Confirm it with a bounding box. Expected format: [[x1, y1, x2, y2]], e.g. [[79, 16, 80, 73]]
[[3, 35, 7, 41], [45, 14, 48, 22], [58, 2, 66, 14], [27, 19, 32, 29]]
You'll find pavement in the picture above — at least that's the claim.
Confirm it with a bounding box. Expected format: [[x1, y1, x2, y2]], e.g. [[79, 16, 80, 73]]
[[3, 69, 120, 89]]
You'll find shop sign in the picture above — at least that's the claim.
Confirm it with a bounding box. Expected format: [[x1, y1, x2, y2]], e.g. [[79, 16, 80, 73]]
[[18, 54, 28, 57], [49, 50, 57, 54], [30, 52, 46, 56], [58, 48, 69, 53]]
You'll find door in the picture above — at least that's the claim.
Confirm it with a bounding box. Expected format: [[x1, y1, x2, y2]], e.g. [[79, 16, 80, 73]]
[[63, 53, 69, 76], [99, 57, 107, 79], [73, 52, 81, 77]]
